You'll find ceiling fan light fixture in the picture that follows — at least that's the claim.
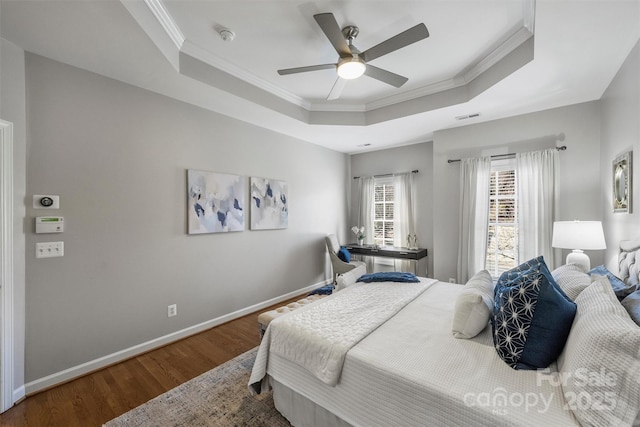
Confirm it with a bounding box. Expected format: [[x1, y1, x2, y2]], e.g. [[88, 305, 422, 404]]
[[337, 56, 366, 79]]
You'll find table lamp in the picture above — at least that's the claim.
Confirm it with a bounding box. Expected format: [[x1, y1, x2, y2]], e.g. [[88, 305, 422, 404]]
[[552, 220, 606, 272]]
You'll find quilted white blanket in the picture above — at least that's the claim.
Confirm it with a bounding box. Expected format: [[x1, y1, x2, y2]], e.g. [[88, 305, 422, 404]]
[[250, 278, 436, 391]]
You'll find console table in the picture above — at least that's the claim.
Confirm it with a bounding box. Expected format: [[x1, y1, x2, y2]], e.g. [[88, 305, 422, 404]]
[[345, 244, 428, 276]]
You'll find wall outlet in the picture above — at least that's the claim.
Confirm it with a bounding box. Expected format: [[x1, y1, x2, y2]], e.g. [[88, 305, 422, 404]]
[[448, 278, 456, 283], [167, 304, 177, 317]]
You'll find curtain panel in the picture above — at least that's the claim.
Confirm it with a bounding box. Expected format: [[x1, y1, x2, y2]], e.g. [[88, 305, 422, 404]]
[[516, 148, 559, 268], [393, 172, 416, 273], [357, 176, 375, 271], [457, 157, 491, 283]]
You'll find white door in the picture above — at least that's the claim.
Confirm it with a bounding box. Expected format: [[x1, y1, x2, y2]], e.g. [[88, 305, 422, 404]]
[[0, 119, 15, 412]]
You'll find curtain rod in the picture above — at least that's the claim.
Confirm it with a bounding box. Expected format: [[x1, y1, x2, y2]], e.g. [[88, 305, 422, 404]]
[[353, 169, 419, 180], [447, 146, 567, 164]]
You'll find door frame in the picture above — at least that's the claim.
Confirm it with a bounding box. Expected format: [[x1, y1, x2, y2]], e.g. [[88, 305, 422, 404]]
[[0, 119, 15, 412]]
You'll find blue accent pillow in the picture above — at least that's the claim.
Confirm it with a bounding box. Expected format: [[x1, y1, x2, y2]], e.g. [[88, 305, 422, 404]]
[[308, 285, 334, 296], [588, 265, 636, 300], [337, 246, 351, 263], [492, 257, 577, 370], [357, 272, 420, 283], [496, 256, 544, 291], [621, 290, 640, 326]]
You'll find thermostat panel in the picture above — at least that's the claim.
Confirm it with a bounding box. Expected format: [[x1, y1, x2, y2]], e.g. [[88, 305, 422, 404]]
[[36, 216, 64, 233], [33, 195, 60, 209]]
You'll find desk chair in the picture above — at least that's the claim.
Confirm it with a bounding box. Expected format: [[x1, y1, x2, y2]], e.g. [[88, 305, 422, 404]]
[[325, 234, 367, 285]]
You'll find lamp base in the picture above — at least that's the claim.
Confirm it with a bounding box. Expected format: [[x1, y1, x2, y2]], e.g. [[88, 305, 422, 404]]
[[566, 250, 591, 273]]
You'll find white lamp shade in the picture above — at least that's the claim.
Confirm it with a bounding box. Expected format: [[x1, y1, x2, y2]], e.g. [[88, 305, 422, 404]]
[[552, 221, 606, 250], [552, 221, 606, 272]]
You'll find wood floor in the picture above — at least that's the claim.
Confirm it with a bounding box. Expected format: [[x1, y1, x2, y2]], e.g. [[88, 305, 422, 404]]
[[0, 295, 304, 427]]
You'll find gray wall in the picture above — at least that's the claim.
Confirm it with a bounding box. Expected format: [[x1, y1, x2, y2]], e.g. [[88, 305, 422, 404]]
[[349, 142, 434, 276], [600, 40, 640, 270], [432, 102, 602, 282], [22, 54, 348, 385]]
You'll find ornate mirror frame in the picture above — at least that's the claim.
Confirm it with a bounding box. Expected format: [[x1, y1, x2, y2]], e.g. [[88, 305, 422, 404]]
[[613, 151, 632, 213]]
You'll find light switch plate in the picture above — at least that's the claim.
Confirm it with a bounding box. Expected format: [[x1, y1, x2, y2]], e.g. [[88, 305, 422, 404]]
[[36, 241, 64, 258]]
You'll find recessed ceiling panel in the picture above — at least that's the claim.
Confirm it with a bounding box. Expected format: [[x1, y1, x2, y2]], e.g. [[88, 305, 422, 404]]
[[1, 0, 638, 153], [163, 0, 526, 105]]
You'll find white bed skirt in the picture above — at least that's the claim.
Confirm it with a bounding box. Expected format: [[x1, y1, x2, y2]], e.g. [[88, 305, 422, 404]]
[[271, 378, 353, 427]]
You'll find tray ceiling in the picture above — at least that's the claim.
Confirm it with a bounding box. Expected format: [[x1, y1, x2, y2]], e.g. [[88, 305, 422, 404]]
[[1, 0, 639, 153]]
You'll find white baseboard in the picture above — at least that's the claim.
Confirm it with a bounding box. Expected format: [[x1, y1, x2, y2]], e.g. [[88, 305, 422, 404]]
[[12, 385, 25, 405], [24, 280, 329, 395]]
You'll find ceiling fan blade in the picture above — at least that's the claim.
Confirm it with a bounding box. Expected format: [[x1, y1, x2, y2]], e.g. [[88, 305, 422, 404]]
[[278, 63, 336, 75], [362, 23, 429, 62], [327, 78, 347, 100], [364, 65, 408, 88], [314, 13, 352, 58]]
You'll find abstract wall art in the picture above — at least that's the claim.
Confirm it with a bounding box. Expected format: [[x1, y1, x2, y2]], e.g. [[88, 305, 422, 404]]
[[250, 177, 288, 230], [187, 169, 245, 234]]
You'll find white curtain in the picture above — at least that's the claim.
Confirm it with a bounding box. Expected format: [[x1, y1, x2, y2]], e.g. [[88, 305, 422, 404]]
[[516, 148, 559, 268], [357, 176, 375, 271], [358, 176, 375, 244], [457, 157, 491, 283], [393, 172, 416, 273]]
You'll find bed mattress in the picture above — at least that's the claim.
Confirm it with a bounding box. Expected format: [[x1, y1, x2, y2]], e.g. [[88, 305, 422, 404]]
[[263, 281, 578, 426]]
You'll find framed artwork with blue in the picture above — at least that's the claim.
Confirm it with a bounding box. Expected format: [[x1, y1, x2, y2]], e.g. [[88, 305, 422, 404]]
[[250, 177, 288, 230], [187, 169, 245, 234]]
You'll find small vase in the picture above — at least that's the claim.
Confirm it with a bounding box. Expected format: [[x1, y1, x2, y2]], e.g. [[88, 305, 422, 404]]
[[358, 239, 364, 246], [407, 233, 418, 250]]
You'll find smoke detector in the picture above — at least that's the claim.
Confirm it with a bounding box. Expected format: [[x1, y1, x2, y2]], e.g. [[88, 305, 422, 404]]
[[218, 29, 235, 42]]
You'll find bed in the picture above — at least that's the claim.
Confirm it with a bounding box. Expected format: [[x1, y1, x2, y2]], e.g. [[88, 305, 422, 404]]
[[250, 244, 640, 427]]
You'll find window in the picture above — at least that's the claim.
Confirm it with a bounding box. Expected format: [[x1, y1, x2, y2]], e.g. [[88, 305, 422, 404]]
[[373, 177, 394, 247], [485, 160, 518, 276]]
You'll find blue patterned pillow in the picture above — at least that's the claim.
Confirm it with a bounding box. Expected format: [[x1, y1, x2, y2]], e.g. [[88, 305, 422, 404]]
[[337, 246, 351, 263], [589, 265, 636, 300], [492, 258, 577, 370], [496, 256, 544, 289]]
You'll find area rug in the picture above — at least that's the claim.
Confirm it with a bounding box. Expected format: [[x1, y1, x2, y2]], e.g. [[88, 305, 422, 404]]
[[104, 348, 290, 426]]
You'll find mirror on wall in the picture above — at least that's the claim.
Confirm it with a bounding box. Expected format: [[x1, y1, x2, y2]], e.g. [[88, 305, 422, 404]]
[[613, 151, 632, 213]]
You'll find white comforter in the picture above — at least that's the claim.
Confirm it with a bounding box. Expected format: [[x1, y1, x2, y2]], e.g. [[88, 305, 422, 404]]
[[250, 278, 436, 391], [261, 281, 580, 426]]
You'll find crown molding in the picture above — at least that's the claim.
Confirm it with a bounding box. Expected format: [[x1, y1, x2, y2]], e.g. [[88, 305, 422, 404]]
[[136, 0, 535, 120], [331, 14, 535, 113], [386, 0, 535, 109], [523, 0, 536, 33], [309, 78, 462, 112], [307, 101, 368, 113], [365, 78, 465, 111], [459, 25, 534, 85], [180, 40, 311, 110], [143, 0, 185, 49]]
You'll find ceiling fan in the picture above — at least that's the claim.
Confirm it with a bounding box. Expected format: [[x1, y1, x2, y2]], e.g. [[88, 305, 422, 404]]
[[277, 13, 429, 100]]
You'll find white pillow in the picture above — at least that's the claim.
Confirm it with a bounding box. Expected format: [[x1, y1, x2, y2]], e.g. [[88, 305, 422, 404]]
[[557, 276, 640, 426], [335, 265, 367, 291], [451, 270, 494, 339], [552, 263, 592, 300]]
